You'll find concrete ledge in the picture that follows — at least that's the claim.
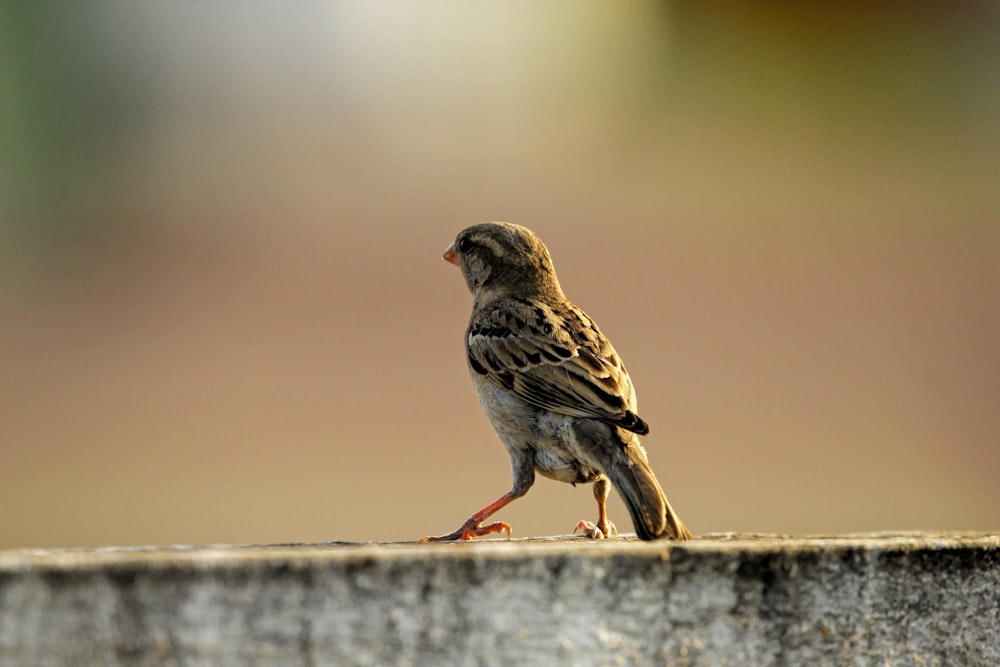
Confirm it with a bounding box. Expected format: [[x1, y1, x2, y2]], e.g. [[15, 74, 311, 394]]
[[1, 532, 998, 666]]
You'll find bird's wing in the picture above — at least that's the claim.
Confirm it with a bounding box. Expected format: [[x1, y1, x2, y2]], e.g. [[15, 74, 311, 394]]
[[466, 297, 649, 435]]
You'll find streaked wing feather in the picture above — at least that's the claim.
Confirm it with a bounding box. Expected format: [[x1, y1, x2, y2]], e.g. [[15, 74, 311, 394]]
[[467, 299, 648, 434]]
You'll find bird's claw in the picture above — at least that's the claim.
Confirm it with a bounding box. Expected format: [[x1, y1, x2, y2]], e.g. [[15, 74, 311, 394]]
[[574, 519, 618, 539], [421, 520, 512, 542]]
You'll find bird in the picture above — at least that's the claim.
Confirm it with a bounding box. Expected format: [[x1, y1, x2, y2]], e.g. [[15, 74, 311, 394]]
[[422, 222, 692, 542]]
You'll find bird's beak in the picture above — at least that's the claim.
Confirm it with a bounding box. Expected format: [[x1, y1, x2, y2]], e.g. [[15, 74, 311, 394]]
[[442, 242, 459, 266]]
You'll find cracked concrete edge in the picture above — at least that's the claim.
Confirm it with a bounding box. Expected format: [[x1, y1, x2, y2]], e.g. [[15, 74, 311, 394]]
[[1, 532, 998, 667], [2, 531, 997, 572]]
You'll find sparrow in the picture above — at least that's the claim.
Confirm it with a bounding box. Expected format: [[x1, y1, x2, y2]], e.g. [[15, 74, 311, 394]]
[[423, 222, 692, 542]]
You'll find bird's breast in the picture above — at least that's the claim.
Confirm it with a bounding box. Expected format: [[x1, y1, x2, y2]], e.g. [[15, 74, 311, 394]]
[[470, 375, 603, 484]]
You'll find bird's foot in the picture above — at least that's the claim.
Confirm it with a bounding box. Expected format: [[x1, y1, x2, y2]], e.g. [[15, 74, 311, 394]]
[[421, 519, 512, 542], [574, 519, 618, 540]]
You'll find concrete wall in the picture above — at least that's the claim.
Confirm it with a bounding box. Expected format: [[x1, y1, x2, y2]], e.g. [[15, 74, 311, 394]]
[[1, 533, 997, 666]]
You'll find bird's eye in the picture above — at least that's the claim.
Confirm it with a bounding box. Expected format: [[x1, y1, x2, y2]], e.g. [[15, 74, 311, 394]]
[[457, 237, 473, 252]]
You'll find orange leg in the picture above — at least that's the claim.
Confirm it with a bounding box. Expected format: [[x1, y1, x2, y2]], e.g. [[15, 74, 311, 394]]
[[420, 491, 522, 541], [422, 461, 535, 542], [574, 477, 617, 539]]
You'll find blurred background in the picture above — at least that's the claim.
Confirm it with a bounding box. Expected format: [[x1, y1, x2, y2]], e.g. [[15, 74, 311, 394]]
[[1, 1, 998, 549]]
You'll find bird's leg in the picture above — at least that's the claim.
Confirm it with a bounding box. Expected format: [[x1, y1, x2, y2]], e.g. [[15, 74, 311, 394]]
[[574, 476, 617, 539], [422, 456, 535, 542], [593, 476, 618, 537], [420, 492, 519, 542]]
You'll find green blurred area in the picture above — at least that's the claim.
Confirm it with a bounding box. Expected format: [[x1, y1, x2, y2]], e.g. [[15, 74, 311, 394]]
[[1, 2, 998, 548]]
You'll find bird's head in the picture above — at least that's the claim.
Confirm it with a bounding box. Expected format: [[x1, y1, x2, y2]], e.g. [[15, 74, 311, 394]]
[[443, 222, 563, 300]]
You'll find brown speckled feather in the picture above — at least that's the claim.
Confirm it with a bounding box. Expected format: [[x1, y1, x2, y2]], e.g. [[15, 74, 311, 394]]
[[466, 296, 649, 435]]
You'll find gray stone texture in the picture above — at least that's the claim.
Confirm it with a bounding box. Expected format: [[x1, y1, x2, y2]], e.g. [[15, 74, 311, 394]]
[[1, 533, 997, 666]]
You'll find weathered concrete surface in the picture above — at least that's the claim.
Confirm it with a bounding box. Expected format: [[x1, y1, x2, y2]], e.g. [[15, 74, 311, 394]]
[[1, 532, 997, 666]]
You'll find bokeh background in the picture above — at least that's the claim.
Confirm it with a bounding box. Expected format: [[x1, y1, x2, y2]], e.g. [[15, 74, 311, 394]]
[[2, 2, 998, 549]]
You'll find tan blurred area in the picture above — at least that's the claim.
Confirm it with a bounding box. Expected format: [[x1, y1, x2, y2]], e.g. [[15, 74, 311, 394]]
[[1, 2, 998, 548]]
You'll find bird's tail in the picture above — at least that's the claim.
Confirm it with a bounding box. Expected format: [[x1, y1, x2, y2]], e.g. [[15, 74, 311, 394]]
[[573, 419, 692, 541], [608, 442, 693, 541]]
